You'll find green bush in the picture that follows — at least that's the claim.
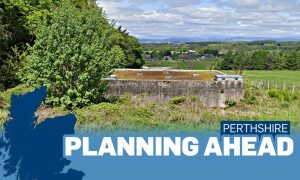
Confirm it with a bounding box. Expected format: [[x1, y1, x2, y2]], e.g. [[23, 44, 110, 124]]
[[189, 96, 198, 102], [20, 1, 126, 108], [133, 107, 154, 118], [268, 89, 279, 98], [225, 99, 237, 107], [170, 96, 187, 105], [294, 91, 300, 100], [280, 101, 291, 108], [268, 89, 296, 102], [97, 103, 121, 116], [0, 1, 31, 90], [240, 88, 258, 105]]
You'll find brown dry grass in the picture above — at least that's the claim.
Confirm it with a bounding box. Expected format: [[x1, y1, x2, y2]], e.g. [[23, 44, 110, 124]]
[[114, 70, 217, 81]]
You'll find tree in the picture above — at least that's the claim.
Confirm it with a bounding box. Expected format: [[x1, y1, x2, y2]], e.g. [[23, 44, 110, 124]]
[[115, 26, 144, 68], [249, 50, 268, 70], [220, 51, 234, 70], [0, 0, 31, 90], [285, 51, 300, 70], [0, 0, 97, 91], [273, 52, 286, 70], [232, 52, 249, 74], [20, 0, 126, 108]]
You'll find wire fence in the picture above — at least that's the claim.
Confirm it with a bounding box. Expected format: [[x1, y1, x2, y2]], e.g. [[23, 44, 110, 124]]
[[251, 80, 300, 92]]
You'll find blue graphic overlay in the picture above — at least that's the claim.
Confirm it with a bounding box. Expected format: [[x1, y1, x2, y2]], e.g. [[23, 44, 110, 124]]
[[67, 133, 300, 180], [221, 121, 290, 136], [0, 87, 84, 180], [0, 87, 299, 180]]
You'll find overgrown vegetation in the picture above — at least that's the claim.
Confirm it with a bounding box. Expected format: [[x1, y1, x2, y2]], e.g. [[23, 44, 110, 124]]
[[20, 1, 127, 108], [1, 84, 300, 132], [0, 0, 144, 108], [1, 1, 300, 132]]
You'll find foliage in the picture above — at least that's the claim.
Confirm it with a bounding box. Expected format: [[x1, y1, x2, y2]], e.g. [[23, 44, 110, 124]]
[[0, 0, 85, 90], [0, 0, 31, 90], [170, 96, 187, 105], [0, 84, 34, 109], [144, 42, 300, 71], [240, 88, 258, 105], [2, 84, 300, 132], [268, 89, 297, 102], [20, 0, 126, 108], [115, 26, 145, 68], [280, 101, 290, 108], [133, 107, 154, 118], [66, 91, 300, 132], [219, 50, 300, 71], [225, 99, 237, 107], [1, 0, 144, 94]]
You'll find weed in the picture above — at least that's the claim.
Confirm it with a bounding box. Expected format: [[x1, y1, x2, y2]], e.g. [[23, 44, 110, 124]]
[[170, 96, 187, 105], [225, 99, 237, 107]]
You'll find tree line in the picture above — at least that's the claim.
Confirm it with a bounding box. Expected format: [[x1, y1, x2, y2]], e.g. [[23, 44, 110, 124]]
[[0, 0, 144, 108], [219, 50, 300, 71]]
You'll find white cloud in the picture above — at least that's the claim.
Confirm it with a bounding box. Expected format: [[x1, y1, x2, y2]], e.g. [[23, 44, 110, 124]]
[[97, 0, 300, 40]]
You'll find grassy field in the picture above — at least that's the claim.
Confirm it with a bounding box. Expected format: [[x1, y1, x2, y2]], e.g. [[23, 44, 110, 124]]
[[145, 60, 215, 70], [224, 70, 300, 88], [145, 60, 300, 88]]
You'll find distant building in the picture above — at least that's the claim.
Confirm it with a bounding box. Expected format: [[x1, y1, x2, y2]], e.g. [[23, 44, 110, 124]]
[[188, 50, 197, 53]]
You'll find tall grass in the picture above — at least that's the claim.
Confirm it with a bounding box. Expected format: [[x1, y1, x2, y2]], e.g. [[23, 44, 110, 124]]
[[1, 84, 300, 132]]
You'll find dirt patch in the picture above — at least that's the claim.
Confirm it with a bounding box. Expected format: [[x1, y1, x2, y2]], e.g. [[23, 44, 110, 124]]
[[35, 106, 69, 123]]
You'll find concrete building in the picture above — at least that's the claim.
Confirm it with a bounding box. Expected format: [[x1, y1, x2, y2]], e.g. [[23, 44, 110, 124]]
[[106, 69, 244, 108]]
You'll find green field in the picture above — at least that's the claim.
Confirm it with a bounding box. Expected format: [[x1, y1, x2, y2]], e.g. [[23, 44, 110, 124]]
[[145, 60, 300, 88], [224, 70, 300, 88], [145, 60, 215, 70]]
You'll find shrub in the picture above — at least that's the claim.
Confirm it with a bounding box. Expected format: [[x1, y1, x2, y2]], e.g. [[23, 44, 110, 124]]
[[133, 107, 154, 118], [20, 1, 126, 108], [105, 95, 131, 105], [280, 101, 291, 108], [294, 91, 300, 100], [225, 99, 237, 107], [268, 89, 296, 102], [170, 96, 187, 105], [240, 88, 258, 105], [189, 96, 198, 102], [97, 103, 121, 116], [0, 1, 31, 90]]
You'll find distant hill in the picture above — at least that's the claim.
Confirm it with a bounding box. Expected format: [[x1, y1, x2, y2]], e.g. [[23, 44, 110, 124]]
[[139, 37, 300, 44]]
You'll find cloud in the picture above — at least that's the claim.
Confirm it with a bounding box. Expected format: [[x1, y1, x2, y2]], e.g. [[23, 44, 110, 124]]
[[97, 0, 300, 39]]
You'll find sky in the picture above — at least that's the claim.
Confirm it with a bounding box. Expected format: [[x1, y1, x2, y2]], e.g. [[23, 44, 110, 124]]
[[97, 0, 300, 41]]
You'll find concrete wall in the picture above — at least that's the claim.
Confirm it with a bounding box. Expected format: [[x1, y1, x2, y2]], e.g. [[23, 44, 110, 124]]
[[107, 80, 244, 108]]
